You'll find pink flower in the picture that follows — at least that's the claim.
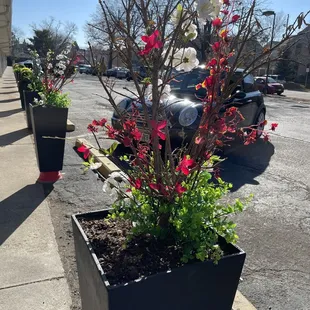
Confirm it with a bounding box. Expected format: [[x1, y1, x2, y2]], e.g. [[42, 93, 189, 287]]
[[99, 118, 107, 126], [138, 30, 163, 56], [87, 124, 98, 132], [123, 136, 131, 147], [131, 128, 142, 141], [270, 123, 278, 131], [77, 144, 90, 159], [150, 120, 167, 141], [212, 18, 223, 28], [175, 183, 186, 196], [150, 183, 160, 191], [176, 156, 196, 176], [231, 15, 240, 23]]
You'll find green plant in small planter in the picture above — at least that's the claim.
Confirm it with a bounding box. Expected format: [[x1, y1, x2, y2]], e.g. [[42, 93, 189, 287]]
[[13, 63, 24, 79], [29, 46, 79, 182]]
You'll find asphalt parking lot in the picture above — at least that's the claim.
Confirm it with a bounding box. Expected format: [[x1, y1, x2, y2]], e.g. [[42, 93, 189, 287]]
[[49, 74, 310, 310]]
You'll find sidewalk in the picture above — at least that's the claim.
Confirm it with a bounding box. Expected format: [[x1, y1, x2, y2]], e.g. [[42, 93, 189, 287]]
[[0, 67, 71, 309]]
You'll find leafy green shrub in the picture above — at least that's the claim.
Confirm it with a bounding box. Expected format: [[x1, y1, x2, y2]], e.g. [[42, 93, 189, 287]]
[[111, 167, 251, 263], [38, 91, 71, 108]]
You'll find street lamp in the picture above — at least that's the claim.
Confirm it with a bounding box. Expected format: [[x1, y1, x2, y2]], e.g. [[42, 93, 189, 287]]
[[262, 10, 276, 95]]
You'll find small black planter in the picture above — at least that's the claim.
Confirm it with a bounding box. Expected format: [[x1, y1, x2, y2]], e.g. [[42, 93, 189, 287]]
[[18, 80, 30, 110], [23, 91, 40, 130], [72, 209, 246, 310], [30, 104, 68, 172]]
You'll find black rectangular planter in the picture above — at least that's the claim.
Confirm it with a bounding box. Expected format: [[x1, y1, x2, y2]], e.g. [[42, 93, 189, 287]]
[[18, 80, 30, 110], [23, 91, 40, 130], [72, 209, 246, 310], [30, 104, 68, 172]]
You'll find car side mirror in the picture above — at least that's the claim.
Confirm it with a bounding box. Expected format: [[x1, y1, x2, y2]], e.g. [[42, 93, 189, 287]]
[[233, 91, 246, 99]]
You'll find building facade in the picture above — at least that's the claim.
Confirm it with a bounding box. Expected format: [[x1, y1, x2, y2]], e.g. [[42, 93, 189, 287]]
[[0, 0, 12, 77]]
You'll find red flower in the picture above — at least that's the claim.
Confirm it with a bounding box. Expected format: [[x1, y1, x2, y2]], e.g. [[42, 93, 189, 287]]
[[131, 128, 142, 141], [138, 30, 163, 56], [212, 18, 223, 28], [212, 42, 221, 53], [215, 139, 224, 147], [123, 136, 131, 147], [231, 15, 240, 23], [219, 57, 228, 67], [244, 130, 257, 145], [77, 144, 90, 159], [150, 120, 167, 141], [220, 29, 228, 39], [270, 123, 278, 131], [263, 133, 270, 142], [221, 9, 229, 15], [208, 58, 217, 67], [176, 156, 196, 176], [214, 118, 228, 134], [175, 183, 186, 196], [214, 168, 221, 179], [201, 75, 215, 88], [106, 125, 118, 139], [123, 120, 136, 131], [223, 0, 230, 5], [99, 118, 107, 126], [149, 183, 160, 191], [92, 120, 100, 126], [224, 106, 238, 117], [195, 135, 205, 145], [87, 124, 98, 132]]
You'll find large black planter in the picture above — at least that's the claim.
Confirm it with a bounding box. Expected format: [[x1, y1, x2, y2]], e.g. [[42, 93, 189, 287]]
[[18, 80, 30, 110], [72, 209, 246, 310], [30, 104, 68, 172], [23, 91, 40, 130]]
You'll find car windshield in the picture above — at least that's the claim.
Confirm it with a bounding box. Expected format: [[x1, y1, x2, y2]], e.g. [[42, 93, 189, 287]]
[[168, 70, 209, 98], [266, 77, 277, 83]]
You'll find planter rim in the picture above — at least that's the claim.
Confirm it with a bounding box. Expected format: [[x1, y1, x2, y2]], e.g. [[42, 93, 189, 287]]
[[29, 103, 68, 109], [72, 209, 246, 290]]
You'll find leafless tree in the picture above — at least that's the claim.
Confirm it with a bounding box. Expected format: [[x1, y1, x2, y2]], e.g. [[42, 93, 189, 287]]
[[85, 2, 143, 69], [31, 17, 78, 56]]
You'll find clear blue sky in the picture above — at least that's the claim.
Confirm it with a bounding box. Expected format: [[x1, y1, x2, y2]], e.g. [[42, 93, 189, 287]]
[[12, 0, 98, 47], [12, 0, 310, 47]]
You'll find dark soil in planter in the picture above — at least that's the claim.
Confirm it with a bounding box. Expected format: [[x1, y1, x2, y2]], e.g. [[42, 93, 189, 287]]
[[80, 217, 230, 286]]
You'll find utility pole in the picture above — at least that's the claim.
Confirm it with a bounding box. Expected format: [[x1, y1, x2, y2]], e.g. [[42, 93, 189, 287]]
[[262, 10, 276, 95]]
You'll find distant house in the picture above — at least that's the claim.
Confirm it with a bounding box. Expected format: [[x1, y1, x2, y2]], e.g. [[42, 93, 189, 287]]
[[288, 26, 310, 81]]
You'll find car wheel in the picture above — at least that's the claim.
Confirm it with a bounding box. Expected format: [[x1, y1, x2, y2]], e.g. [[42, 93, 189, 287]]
[[277, 91, 283, 95], [256, 110, 265, 137]]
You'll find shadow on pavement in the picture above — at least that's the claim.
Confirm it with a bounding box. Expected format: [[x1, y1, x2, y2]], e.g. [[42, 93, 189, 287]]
[[0, 86, 18, 90], [221, 139, 275, 192], [0, 183, 51, 245], [0, 108, 23, 118], [0, 128, 30, 146], [0, 98, 20, 104], [0, 91, 19, 95]]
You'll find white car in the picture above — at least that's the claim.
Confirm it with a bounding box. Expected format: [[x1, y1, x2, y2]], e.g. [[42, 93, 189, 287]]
[[265, 74, 286, 84]]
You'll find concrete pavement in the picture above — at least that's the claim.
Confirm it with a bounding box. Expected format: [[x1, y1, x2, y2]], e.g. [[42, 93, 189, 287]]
[[0, 67, 71, 309], [280, 89, 310, 103]]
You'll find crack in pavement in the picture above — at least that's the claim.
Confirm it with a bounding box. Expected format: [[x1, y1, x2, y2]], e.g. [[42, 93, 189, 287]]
[[0, 276, 65, 291]]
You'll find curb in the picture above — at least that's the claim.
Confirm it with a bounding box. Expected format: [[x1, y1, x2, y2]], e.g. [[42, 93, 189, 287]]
[[75, 138, 120, 178], [67, 119, 75, 132], [75, 138, 257, 310], [233, 291, 256, 310]]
